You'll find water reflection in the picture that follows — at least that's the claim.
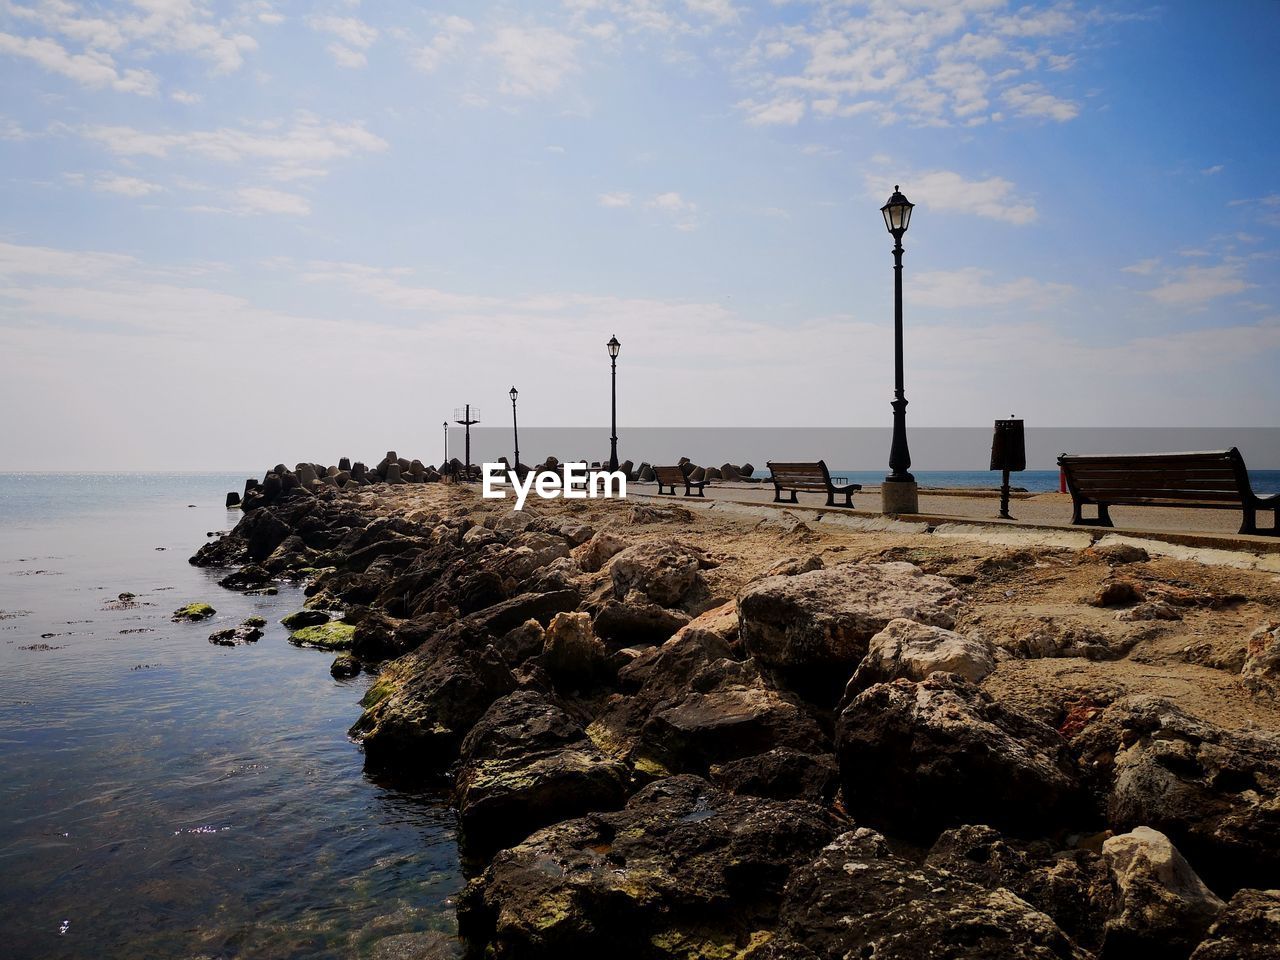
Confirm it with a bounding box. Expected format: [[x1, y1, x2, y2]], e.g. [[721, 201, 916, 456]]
[[0, 474, 461, 959]]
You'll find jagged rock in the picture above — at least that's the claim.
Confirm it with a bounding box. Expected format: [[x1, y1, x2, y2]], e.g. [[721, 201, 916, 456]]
[[541, 612, 612, 692], [711, 748, 839, 805], [351, 609, 403, 662], [926, 825, 1113, 953], [591, 598, 690, 648], [1116, 600, 1182, 622], [777, 828, 1088, 960], [556, 523, 594, 547], [763, 555, 824, 578], [571, 531, 628, 573], [494, 619, 546, 665], [457, 776, 836, 959], [1190, 888, 1280, 959], [1102, 826, 1224, 959], [1241, 621, 1280, 697], [668, 600, 738, 654], [208, 623, 262, 646], [632, 656, 828, 778], [330, 653, 360, 678], [845, 617, 996, 698], [837, 673, 1082, 840], [219, 562, 274, 590], [738, 562, 962, 702], [1004, 618, 1138, 661], [455, 691, 630, 858], [609, 541, 707, 607], [1069, 695, 1280, 893]]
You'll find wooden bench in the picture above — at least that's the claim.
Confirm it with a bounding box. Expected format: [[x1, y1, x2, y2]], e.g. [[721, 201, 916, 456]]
[[767, 461, 862, 508], [653, 465, 706, 497], [1058, 449, 1279, 536]]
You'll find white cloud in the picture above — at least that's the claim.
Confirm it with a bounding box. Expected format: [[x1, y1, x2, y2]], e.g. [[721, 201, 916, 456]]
[[912, 268, 1073, 308], [0, 32, 158, 95], [685, 0, 738, 25], [737, 96, 806, 126], [310, 14, 378, 68], [1201, 164, 1224, 176], [1002, 82, 1079, 121], [94, 174, 163, 197], [81, 114, 388, 180], [234, 187, 311, 216], [485, 26, 579, 97], [598, 192, 633, 208], [1148, 263, 1251, 305], [170, 89, 201, 104], [414, 15, 473, 73], [869, 170, 1037, 225], [1122, 258, 1161, 276]]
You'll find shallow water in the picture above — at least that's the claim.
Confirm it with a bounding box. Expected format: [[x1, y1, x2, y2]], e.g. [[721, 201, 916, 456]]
[[0, 474, 461, 960]]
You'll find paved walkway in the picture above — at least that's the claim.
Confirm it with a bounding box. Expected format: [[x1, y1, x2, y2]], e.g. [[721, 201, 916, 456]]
[[628, 480, 1280, 553]]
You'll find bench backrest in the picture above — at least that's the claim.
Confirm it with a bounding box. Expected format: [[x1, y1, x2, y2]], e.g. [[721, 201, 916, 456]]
[[768, 461, 831, 489], [653, 465, 690, 484], [1057, 449, 1251, 506]]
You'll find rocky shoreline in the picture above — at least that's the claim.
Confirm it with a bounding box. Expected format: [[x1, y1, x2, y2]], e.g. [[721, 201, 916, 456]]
[[191, 461, 1280, 959]]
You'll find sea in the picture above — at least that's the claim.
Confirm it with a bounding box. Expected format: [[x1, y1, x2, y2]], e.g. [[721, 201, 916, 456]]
[[0, 473, 461, 960]]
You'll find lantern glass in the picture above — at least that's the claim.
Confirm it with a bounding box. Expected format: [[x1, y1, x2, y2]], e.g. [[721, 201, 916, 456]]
[[607, 335, 621, 359], [880, 185, 914, 236], [509, 386, 518, 402]]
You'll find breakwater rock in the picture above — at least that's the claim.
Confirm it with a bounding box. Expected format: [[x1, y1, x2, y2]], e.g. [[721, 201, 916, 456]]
[[191, 468, 1280, 959]]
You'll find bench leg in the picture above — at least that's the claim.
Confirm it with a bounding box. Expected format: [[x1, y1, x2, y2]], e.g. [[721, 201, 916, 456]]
[[1097, 503, 1113, 527], [789, 491, 798, 504], [773, 486, 784, 503], [1070, 499, 1114, 527], [1240, 507, 1262, 536], [845, 491, 854, 508]]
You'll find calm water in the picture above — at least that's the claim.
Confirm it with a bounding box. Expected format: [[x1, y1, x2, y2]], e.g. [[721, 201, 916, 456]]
[[0, 474, 461, 960]]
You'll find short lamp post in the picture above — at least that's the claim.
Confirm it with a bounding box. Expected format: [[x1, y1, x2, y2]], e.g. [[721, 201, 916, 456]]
[[607, 335, 621, 472], [509, 386, 521, 475], [880, 184, 919, 515]]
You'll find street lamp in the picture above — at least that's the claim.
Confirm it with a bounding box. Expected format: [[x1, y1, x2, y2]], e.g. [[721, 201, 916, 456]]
[[607, 335, 621, 472], [442, 421, 448, 471], [509, 386, 521, 475], [880, 184, 918, 515]]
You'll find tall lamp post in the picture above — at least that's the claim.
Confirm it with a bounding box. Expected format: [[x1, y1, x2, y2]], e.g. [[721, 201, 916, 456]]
[[607, 335, 621, 472], [509, 386, 521, 475], [880, 185, 918, 515], [454, 404, 480, 479], [442, 421, 448, 471]]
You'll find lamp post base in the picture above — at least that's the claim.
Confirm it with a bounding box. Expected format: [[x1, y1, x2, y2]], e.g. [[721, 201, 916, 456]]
[[881, 479, 919, 516]]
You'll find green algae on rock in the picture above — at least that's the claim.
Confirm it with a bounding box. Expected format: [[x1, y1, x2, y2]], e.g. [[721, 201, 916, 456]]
[[172, 602, 216, 622], [289, 621, 355, 650]]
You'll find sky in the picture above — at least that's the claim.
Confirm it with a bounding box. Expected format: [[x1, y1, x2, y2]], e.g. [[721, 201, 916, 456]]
[[1, 0, 1278, 470]]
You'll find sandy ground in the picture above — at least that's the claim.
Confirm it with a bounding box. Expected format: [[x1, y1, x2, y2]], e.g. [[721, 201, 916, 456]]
[[373, 482, 1280, 739]]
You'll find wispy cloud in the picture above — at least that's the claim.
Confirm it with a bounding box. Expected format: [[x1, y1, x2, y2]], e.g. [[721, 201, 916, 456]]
[[867, 169, 1037, 225], [309, 15, 378, 68], [1148, 262, 1251, 305], [913, 268, 1074, 309], [485, 26, 579, 98], [94, 174, 163, 197]]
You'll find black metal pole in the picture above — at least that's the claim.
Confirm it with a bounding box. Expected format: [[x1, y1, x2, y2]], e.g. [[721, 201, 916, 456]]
[[886, 236, 914, 483], [464, 404, 471, 476], [999, 467, 1013, 520], [511, 397, 520, 474], [609, 356, 618, 472]]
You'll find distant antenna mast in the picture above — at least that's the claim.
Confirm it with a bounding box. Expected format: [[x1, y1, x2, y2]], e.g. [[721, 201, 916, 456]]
[[453, 404, 481, 478]]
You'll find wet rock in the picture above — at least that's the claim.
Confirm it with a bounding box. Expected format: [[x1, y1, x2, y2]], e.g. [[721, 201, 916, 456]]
[[837, 673, 1082, 841], [172, 602, 216, 622], [281, 609, 330, 630], [219, 562, 274, 590], [591, 598, 690, 648], [711, 748, 839, 805], [455, 691, 630, 858], [540, 611, 612, 692], [571, 531, 628, 573], [289, 621, 355, 650], [926, 825, 1113, 953], [609, 541, 708, 607], [1069, 695, 1280, 893], [1241, 621, 1280, 697], [738, 562, 961, 703], [777, 828, 1088, 960], [368, 930, 458, 960], [330, 653, 360, 678], [1102, 826, 1224, 959], [208, 623, 262, 646], [1189, 888, 1280, 959], [457, 775, 836, 958], [844, 617, 996, 698]]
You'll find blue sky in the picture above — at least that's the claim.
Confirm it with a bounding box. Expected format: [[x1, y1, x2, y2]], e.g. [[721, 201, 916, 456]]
[[1, 0, 1277, 469]]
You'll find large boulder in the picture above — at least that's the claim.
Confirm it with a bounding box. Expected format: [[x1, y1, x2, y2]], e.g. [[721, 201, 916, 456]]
[[455, 691, 630, 859], [1069, 695, 1280, 893], [844, 617, 996, 698], [1190, 888, 1280, 959], [609, 541, 708, 607], [738, 562, 962, 703], [540, 611, 612, 692], [457, 775, 836, 959], [711, 748, 839, 806], [837, 673, 1083, 841], [776, 828, 1088, 959], [1103, 826, 1224, 959], [591, 598, 690, 648], [572, 531, 629, 573]]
